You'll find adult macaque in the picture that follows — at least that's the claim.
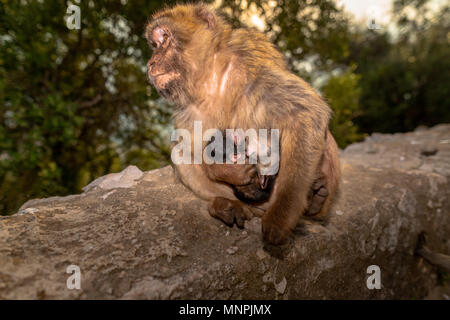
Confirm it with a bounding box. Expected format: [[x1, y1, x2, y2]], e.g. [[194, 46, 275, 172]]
[[146, 3, 341, 244]]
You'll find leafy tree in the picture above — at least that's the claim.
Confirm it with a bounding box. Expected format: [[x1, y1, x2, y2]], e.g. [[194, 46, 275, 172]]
[[0, 0, 176, 215], [350, 0, 450, 133], [321, 66, 364, 147]]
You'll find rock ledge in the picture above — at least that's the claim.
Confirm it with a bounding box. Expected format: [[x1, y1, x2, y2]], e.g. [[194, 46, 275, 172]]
[[1, 125, 449, 299]]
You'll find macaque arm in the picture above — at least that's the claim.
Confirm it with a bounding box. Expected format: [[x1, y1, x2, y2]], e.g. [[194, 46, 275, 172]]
[[174, 163, 236, 201], [262, 124, 326, 244], [177, 164, 256, 227]]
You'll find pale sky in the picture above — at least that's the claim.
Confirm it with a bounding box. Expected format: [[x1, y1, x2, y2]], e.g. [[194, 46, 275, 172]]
[[337, 0, 393, 25], [338, 0, 392, 18], [233, 0, 397, 31], [338, 0, 446, 21], [215, 0, 446, 32]]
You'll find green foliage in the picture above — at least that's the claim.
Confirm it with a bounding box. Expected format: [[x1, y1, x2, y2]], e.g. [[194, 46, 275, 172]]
[[0, 0, 177, 215], [351, 1, 450, 133], [322, 67, 364, 148]]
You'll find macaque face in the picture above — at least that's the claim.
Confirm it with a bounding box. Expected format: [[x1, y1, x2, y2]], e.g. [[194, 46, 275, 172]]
[[146, 25, 185, 101]]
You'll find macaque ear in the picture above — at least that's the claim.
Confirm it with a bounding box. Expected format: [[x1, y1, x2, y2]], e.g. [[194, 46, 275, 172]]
[[196, 7, 215, 29], [152, 27, 169, 47]]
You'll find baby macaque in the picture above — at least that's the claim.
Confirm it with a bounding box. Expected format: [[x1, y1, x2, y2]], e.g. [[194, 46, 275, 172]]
[[203, 131, 276, 204]]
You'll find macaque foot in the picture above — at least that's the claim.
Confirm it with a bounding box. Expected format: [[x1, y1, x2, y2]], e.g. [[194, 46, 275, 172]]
[[305, 178, 329, 216], [208, 197, 250, 228], [261, 216, 290, 245]]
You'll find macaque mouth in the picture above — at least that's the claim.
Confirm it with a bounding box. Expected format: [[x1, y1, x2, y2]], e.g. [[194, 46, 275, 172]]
[[150, 71, 180, 89]]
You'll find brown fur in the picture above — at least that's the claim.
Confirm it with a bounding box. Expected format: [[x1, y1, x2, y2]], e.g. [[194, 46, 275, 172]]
[[146, 3, 341, 244], [305, 130, 341, 218]]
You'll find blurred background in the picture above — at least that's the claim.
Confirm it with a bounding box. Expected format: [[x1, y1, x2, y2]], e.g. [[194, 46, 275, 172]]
[[0, 0, 449, 215]]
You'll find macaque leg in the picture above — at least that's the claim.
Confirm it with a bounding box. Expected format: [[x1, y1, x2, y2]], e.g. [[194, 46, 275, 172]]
[[305, 131, 341, 218], [306, 177, 328, 216]]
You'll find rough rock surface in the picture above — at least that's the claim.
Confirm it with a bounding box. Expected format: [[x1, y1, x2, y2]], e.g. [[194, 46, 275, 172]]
[[0, 125, 449, 299]]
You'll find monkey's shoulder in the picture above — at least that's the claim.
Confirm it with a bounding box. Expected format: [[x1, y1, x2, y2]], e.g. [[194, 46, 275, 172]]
[[243, 70, 331, 122]]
